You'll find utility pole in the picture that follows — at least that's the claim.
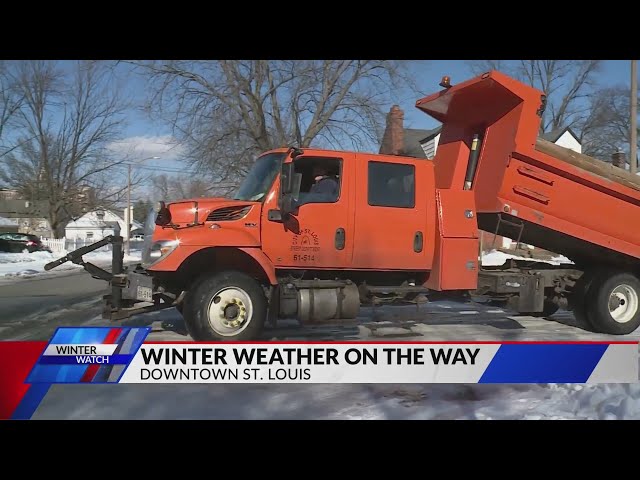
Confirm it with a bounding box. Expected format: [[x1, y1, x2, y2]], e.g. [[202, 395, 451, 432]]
[[125, 163, 131, 256], [123, 155, 160, 255], [631, 60, 638, 175]]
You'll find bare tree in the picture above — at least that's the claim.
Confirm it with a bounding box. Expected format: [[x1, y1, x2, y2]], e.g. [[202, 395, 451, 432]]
[[130, 60, 417, 188], [581, 86, 639, 162], [469, 60, 602, 136], [0, 61, 130, 237], [150, 174, 229, 202], [0, 61, 24, 158], [133, 199, 153, 223]]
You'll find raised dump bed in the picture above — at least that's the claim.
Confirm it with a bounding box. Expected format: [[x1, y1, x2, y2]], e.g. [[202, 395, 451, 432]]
[[417, 70, 640, 334]]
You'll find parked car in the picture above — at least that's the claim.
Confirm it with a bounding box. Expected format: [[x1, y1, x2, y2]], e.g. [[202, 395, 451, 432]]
[[0, 233, 52, 253]]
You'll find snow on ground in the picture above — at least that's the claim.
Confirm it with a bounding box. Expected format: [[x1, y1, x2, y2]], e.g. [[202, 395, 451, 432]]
[[28, 303, 640, 420], [481, 249, 573, 266], [0, 249, 142, 280], [0, 216, 18, 226], [33, 382, 640, 420]]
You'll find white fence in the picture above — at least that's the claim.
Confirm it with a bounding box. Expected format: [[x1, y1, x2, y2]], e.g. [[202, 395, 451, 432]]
[[40, 238, 66, 254], [40, 237, 145, 255]]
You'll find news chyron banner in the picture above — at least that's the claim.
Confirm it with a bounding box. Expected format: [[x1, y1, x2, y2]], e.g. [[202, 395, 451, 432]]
[[0, 326, 638, 419]]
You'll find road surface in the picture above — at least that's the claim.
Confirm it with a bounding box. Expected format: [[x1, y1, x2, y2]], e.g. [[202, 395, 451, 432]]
[[3, 270, 640, 420], [0, 269, 109, 340], [2, 268, 640, 342]]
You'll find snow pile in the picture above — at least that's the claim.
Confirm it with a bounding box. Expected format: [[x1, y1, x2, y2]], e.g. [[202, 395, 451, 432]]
[[481, 249, 573, 267], [35, 382, 640, 420], [0, 216, 18, 226], [0, 249, 142, 280]]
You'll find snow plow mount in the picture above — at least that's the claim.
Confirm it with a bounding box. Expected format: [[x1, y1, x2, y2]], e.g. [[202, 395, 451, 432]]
[[43, 234, 116, 282], [43, 226, 180, 321]]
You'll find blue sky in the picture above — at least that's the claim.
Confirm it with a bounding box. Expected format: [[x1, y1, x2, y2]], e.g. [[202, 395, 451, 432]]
[[401, 60, 632, 129], [108, 60, 634, 198]]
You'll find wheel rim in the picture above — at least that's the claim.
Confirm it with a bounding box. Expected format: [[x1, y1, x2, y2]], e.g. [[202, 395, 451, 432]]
[[207, 286, 254, 336], [608, 284, 639, 324]]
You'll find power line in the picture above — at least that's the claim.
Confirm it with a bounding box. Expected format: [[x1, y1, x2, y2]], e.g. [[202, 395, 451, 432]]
[[133, 164, 201, 174]]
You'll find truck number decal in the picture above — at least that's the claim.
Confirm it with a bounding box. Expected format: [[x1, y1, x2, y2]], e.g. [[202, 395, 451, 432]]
[[293, 254, 315, 262]]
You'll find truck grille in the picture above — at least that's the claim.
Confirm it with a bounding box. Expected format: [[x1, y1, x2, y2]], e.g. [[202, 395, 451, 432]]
[[206, 205, 251, 222]]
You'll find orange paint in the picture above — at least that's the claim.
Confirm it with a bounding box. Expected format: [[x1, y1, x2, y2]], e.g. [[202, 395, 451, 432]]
[[145, 69, 640, 294]]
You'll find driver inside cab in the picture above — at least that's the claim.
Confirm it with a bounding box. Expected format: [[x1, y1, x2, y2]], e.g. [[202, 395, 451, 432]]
[[296, 165, 339, 206]]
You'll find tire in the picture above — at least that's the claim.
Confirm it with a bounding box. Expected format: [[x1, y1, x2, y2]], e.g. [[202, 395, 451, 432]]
[[183, 270, 267, 341], [586, 271, 640, 335], [569, 270, 597, 330]]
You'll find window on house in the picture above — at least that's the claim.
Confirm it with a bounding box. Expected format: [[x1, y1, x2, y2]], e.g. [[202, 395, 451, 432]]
[[368, 161, 415, 208], [86, 232, 94, 239]]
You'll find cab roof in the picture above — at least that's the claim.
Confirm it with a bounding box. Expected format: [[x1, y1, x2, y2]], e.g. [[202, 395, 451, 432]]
[[262, 146, 416, 160]]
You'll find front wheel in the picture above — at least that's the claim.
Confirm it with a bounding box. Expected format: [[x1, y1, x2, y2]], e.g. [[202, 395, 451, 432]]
[[183, 271, 267, 341]]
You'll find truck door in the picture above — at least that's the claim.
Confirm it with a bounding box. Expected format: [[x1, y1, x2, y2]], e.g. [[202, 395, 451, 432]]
[[351, 157, 431, 270], [261, 154, 354, 269]]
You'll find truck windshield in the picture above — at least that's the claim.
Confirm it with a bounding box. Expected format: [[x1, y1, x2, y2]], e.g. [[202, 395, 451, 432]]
[[233, 152, 286, 202]]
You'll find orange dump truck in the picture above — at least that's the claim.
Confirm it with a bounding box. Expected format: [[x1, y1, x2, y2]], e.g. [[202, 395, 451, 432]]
[[46, 70, 640, 340]]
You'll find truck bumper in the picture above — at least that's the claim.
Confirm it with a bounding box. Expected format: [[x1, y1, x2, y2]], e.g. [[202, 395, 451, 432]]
[[103, 267, 180, 321]]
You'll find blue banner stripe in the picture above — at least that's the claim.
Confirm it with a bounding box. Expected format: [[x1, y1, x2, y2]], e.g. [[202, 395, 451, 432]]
[[39, 355, 135, 365], [112, 327, 150, 382], [112, 328, 131, 353], [130, 328, 149, 352], [11, 384, 51, 420], [24, 328, 151, 384], [479, 344, 609, 383], [50, 327, 113, 345], [91, 328, 132, 383]]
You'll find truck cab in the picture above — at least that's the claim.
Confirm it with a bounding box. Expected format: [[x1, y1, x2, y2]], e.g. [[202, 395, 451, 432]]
[[134, 146, 448, 340], [260, 147, 436, 272]]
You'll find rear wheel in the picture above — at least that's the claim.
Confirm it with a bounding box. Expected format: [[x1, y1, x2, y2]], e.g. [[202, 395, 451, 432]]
[[586, 271, 640, 335], [183, 271, 267, 341], [569, 271, 597, 330]]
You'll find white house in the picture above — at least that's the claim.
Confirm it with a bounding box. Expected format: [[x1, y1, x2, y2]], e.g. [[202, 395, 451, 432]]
[[64, 209, 142, 241]]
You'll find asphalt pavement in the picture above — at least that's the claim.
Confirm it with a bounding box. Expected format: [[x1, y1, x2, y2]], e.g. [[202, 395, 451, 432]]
[[0, 269, 109, 340]]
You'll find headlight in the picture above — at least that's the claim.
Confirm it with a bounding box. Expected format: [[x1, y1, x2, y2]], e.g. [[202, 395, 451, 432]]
[[143, 239, 180, 268], [153, 201, 166, 213]]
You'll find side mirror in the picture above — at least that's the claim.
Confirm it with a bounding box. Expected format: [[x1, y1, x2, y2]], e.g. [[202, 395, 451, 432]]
[[280, 162, 294, 195], [280, 162, 302, 198], [278, 161, 302, 218], [281, 194, 298, 216]]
